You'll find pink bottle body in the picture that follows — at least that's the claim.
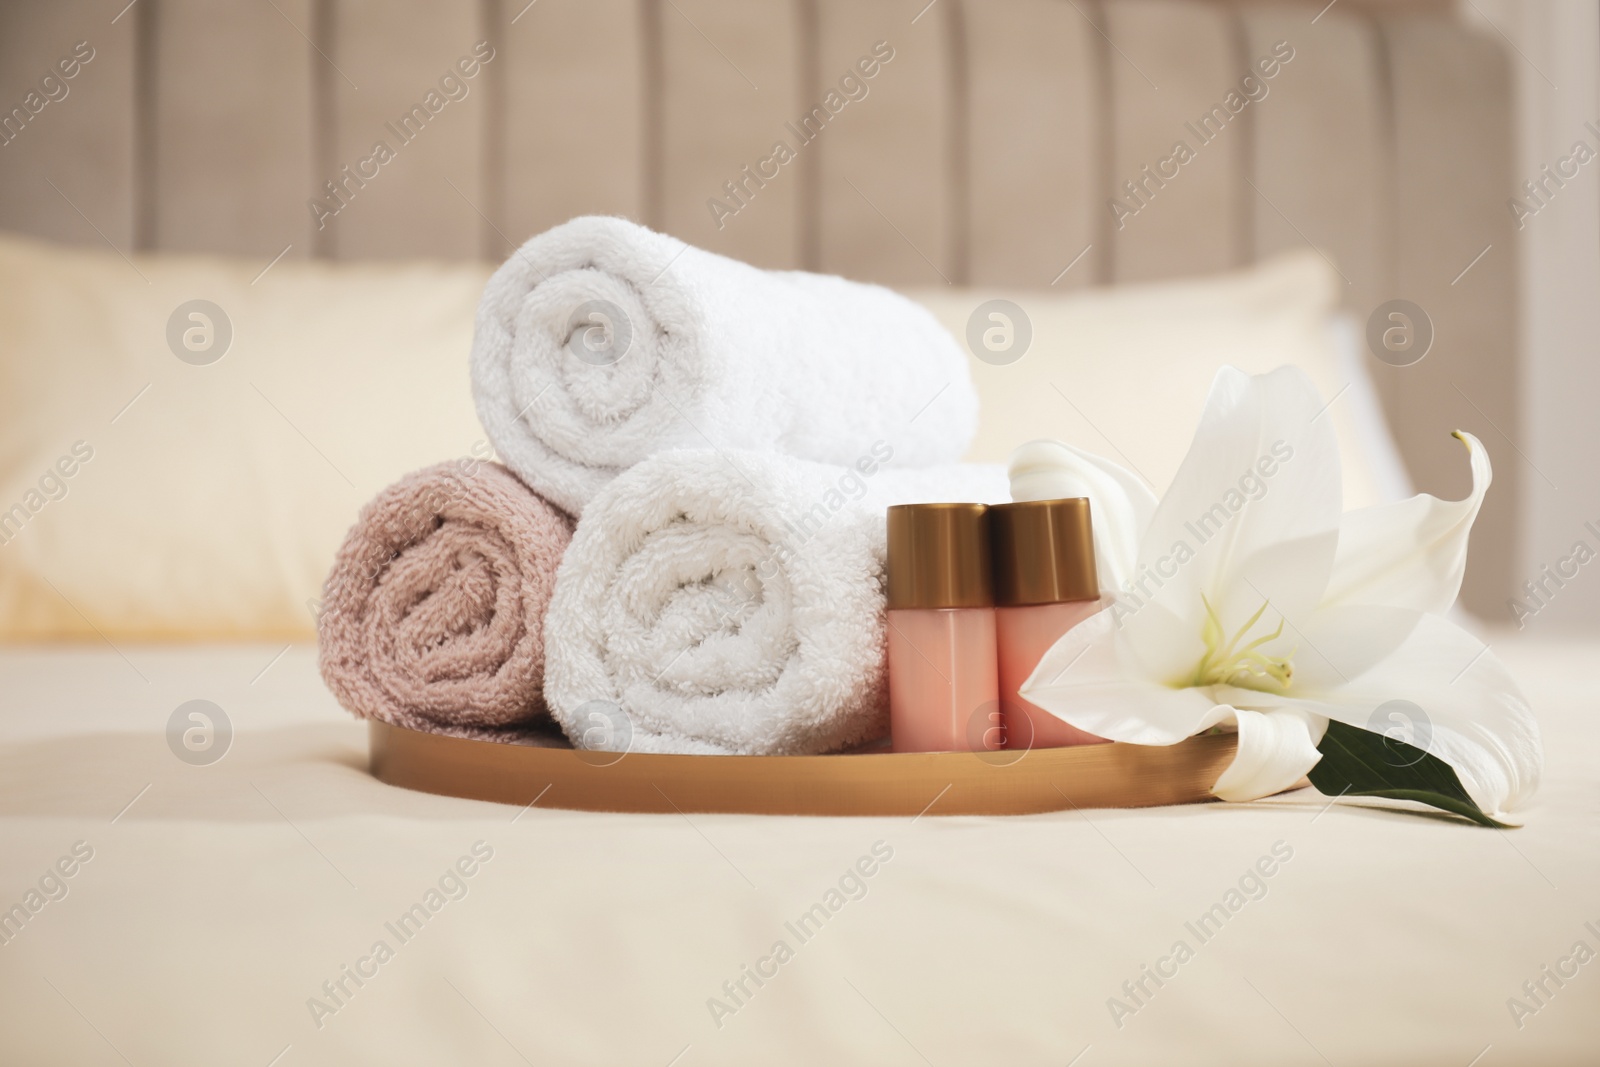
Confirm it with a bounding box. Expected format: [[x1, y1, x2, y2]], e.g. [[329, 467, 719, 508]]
[[887, 607, 1000, 753], [996, 599, 1108, 749]]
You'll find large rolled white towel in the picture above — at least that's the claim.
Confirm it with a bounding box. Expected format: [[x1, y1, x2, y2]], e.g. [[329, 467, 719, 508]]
[[543, 447, 1008, 755], [471, 216, 978, 516]]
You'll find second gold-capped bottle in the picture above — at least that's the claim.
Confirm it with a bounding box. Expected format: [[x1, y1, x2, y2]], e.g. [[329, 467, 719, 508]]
[[988, 497, 1107, 749]]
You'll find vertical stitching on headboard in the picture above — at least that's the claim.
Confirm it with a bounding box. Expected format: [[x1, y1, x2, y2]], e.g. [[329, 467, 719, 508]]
[[797, 0, 820, 272], [310, 0, 337, 259], [132, 0, 158, 251], [481, 0, 506, 261], [640, 0, 663, 228], [1369, 11, 1400, 300], [946, 0, 970, 287], [1227, 4, 1254, 268], [1088, 0, 1114, 285]]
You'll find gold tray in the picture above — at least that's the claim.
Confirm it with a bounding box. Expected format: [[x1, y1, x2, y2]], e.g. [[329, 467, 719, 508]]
[[369, 721, 1234, 816]]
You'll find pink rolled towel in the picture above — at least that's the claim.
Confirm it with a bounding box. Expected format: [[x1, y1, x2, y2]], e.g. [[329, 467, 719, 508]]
[[317, 460, 573, 741]]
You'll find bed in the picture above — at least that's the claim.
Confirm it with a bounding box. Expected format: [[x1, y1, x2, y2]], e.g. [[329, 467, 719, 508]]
[[1, 635, 1595, 1065], [2, 1, 1588, 1064]]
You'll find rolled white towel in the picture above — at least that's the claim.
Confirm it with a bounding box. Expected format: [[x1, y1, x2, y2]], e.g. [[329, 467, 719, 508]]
[[543, 447, 1008, 755], [471, 215, 978, 516]]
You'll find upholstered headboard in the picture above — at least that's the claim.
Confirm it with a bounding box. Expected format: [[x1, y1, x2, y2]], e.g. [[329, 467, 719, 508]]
[[0, 0, 1517, 614]]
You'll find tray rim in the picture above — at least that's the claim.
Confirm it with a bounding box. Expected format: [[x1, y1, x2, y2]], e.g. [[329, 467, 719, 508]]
[[368, 720, 1237, 817]]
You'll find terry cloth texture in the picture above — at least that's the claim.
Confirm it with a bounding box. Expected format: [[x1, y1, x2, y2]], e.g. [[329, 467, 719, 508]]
[[470, 215, 979, 516], [318, 461, 573, 742]]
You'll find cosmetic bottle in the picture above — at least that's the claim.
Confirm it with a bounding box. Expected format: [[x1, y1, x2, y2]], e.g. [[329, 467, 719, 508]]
[[988, 497, 1106, 749], [885, 503, 1000, 753]]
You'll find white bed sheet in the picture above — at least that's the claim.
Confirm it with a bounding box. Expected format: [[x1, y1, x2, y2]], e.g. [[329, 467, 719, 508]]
[[0, 637, 1596, 1066]]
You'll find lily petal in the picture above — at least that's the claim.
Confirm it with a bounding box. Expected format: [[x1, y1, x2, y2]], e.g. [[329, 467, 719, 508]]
[[1020, 607, 1225, 744], [1323, 432, 1490, 615], [1133, 366, 1343, 643], [1211, 705, 1328, 802], [1275, 611, 1542, 816], [1008, 438, 1157, 593], [1282, 603, 1425, 695]]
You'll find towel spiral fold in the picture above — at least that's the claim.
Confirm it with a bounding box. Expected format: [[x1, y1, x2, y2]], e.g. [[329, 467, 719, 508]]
[[470, 215, 979, 516], [318, 461, 572, 740]]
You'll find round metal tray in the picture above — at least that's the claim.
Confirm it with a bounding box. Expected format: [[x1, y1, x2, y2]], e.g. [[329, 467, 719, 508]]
[[369, 721, 1234, 816]]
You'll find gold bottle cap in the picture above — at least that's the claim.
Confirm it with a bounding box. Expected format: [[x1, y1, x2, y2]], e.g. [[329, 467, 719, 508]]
[[988, 498, 1098, 607], [885, 503, 994, 610]]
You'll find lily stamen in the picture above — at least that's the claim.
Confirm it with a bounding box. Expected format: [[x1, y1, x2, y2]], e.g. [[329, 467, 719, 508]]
[[1188, 595, 1296, 692]]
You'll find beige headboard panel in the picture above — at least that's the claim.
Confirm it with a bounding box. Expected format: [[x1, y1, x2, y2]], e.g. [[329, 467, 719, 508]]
[[0, 0, 1517, 615]]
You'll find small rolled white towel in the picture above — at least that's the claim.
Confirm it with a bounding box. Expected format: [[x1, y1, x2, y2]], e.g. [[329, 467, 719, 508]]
[[543, 448, 1008, 755], [471, 216, 978, 516]]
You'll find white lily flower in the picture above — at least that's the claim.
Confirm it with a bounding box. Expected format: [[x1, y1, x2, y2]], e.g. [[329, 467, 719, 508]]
[[1020, 366, 1543, 820]]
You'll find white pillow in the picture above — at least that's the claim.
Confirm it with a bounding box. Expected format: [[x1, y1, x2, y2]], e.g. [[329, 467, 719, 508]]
[[0, 233, 490, 639], [0, 235, 1408, 640], [909, 252, 1410, 509]]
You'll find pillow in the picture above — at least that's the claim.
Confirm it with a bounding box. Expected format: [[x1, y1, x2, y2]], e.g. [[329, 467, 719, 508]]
[[0, 235, 1409, 640], [909, 251, 1410, 509], [0, 232, 490, 639]]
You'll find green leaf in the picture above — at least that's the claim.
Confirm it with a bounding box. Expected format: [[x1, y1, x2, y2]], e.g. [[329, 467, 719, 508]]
[[1310, 720, 1511, 829]]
